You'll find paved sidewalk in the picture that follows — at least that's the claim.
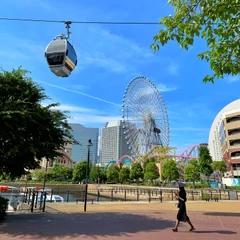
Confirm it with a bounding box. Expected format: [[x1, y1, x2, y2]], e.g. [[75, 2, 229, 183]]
[[0, 201, 239, 240], [47, 200, 240, 213]]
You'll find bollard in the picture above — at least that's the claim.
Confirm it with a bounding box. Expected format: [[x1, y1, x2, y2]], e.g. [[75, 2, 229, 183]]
[[111, 189, 113, 202], [148, 190, 151, 203], [219, 189, 222, 200], [27, 189, 31, 205], [160, 190, 163, 203], [192, 190, 194, 201], [97, 190, 100, 202], [42, 192, 47, 212], [31, 192, 35, 213], [124, 189, 127, 201], [137, 189, 139, 201], [35, 191, 38, 208], [67, 190, 70, 202], [171, 190, 174, 201], [50, 190, 53, 203]]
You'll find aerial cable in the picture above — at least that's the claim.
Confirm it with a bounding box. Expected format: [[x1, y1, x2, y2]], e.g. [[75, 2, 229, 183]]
[[0, 17, 159, 25]]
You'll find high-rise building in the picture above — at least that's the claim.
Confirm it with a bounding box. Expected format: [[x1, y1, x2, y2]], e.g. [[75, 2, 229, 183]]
[[69, 123, 99, 163], [208, 99, 240, 177], [100, 120, 131, 166]]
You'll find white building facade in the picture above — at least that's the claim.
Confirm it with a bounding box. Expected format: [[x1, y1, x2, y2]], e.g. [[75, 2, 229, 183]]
[[100, 120, 131, 166], [208, 99, 240, 161]]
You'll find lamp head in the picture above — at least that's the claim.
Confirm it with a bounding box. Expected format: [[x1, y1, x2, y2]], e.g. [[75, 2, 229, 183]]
[[87, 139, 93, 147]]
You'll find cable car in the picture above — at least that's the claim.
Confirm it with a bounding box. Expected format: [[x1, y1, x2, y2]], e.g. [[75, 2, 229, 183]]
[[45, 22, 77, 77]]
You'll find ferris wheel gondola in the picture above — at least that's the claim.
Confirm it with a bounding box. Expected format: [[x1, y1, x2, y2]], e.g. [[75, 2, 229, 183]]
[[45, 21, 77, 77]]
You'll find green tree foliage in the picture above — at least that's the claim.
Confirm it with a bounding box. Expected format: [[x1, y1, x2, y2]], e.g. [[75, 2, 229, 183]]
[[72, 161, 88, 183], [143, 158, 155, 173], [184, 159, 200, 187], [0, 172, 8, 182], [106, 165, 120, 183], [0, 67, 76, 178], [119, 167, 130, 183], [31, 169, 46, 181], [198, 146, 213, 177], [151, 0, 240, 83], [212, 160, 227, 176], [144, 162, 160, 182], [90, 165, 106, 182], [130, 162, 144, 182], [48, 164, 73, 181], [161, 159, 179, 182]]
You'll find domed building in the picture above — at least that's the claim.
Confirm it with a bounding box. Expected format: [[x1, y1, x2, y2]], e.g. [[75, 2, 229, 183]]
[[208, 99, 240, 178]]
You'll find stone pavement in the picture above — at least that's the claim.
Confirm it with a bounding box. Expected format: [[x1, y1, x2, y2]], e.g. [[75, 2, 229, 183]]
[[0, 201, 240, 240]]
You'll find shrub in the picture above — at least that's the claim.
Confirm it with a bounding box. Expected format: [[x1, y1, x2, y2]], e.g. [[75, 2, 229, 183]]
[[0, 196, 9, 221], [186, 183, 209, 189]]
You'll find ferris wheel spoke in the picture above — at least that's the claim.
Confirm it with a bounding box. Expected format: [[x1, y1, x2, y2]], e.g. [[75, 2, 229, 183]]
[[123, 76, 170, 156]]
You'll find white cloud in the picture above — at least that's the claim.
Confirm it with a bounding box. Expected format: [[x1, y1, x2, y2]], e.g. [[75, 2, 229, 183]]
[[51, 104, 98, 113], [76, 26, 154, 73], [39, 81, 121, 107], [226, 75, 240, 83], [171, 127, 209, 131], [69, 114, 121, 125], [157, 83, 178, 92], [166, 62, 180, 76], [85, 55, 127, 73]]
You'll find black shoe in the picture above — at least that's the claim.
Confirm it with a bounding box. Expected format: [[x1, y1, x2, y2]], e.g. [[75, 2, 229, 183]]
[[172, 228, 178, 232], [189, 227, 195, 231]]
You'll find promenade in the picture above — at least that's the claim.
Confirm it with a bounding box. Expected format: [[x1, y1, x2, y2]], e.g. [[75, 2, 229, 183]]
[[0, 201, 239, 240]]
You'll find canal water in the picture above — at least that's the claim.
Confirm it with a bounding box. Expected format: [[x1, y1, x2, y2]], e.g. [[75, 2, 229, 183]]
[[57, 193, 113, 202]]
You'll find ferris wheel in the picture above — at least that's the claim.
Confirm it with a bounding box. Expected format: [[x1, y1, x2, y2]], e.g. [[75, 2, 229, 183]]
[[122, 76, 170, 157]]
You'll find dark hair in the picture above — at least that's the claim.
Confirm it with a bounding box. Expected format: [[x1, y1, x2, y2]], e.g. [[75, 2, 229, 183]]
[[179, 186, 185, 191]]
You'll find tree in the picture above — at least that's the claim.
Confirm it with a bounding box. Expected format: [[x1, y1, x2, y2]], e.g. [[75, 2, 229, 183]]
[[72, 161, 88, 183], [144, 162, 160, 182], [212, 160, 227, 177], [198, 146, 213, 178], [119, 167, 130, 184], [161, 159, 179, 182], [90, 165, 106, 182], [130, 162, 144, 182], [48, 164, 73, 181], [0, 67, 76, 178], [184, 159, 200, 188], [151, 0, 239, 83], [143, 158, 155, 173], [31, 169, 46, 181], [106, 165, 119, 183]]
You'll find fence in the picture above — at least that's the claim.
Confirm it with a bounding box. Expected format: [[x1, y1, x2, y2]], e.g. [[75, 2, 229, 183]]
[[44, 187, 240, 203], [0, 190, 47, 213]]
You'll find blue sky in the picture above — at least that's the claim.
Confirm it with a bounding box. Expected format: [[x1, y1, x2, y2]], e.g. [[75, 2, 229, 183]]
[[0, 0, 239, 154]]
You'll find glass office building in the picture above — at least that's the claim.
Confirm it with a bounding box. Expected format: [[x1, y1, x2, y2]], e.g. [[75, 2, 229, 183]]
[[69, 123, 99, 163]]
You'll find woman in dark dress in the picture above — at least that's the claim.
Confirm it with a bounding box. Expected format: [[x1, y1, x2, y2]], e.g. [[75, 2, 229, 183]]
[[172, 183, 195, 232]]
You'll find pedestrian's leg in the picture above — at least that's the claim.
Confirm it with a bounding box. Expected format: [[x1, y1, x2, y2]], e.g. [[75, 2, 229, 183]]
[[186, 219, 195, 231], [172, 220, 180, 232]]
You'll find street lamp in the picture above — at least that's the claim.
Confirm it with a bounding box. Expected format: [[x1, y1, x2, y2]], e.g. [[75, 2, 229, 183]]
[[84, 139, 93, 212]]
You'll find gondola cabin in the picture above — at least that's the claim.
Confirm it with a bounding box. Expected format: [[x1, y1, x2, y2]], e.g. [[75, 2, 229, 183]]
[[45, 37, 77, 77]]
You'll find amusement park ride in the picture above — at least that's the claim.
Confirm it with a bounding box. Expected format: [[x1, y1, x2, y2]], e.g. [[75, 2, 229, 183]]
[[106, 143, 208, 168], [106, 76, 208, 169]]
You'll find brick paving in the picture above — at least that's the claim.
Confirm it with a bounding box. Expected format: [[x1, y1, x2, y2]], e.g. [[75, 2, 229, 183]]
[[0, 201, 240, 240]]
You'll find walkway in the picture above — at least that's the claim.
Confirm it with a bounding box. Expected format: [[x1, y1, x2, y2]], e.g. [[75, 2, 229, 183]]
[[0, 201, 239, 240]]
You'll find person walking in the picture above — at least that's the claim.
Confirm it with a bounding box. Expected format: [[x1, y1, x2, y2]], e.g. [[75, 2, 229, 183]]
[[172, 182, 195, 232]]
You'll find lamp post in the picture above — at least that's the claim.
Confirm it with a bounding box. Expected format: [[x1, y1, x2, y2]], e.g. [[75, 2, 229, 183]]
[[84, 139, 93, 212]]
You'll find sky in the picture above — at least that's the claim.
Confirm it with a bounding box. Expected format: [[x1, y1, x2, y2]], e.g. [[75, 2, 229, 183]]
[[0, 0, 239, 154]]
